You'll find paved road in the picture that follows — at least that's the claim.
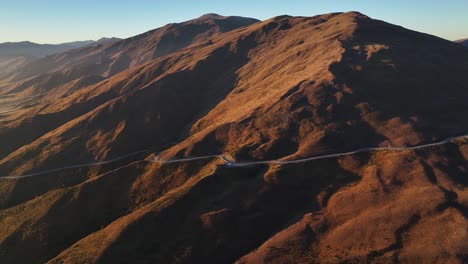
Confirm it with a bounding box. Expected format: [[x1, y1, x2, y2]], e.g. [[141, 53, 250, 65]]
[[152, 133, 468, 167], [0, 150, 149, 180], [1, 133, 466, 180], [153, 154, 223, 164]]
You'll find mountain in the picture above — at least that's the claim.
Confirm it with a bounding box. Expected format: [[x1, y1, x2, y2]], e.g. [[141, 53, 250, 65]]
[[0, 39, 122, 58], [95, 37, 122, 46], [0, 14, 260, 160], [0, 38, 121, 75], [5, 14, 259, 82], [456, 38, 468, 47], [0, 12, 467, 263]]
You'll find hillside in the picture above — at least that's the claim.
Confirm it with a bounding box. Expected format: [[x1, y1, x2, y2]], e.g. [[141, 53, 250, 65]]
[[2, 14, 259, 83], [0, 12, 467, 263], [0, 56, 32, 75], [0, 14, 259, 160]]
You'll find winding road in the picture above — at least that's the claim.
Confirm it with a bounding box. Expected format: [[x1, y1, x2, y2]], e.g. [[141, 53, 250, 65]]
[[0, 133, 466, 180], [151, 133, 468, 167]]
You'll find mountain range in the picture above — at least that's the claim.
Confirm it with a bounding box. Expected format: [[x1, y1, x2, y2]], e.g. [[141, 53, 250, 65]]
[[0, 38, 121, 74], [0, 12, 467, 263], [0, 38, 121, 57]]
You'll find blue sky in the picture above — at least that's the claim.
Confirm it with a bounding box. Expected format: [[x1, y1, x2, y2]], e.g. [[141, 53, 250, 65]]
[[1, 0, 467, 43]]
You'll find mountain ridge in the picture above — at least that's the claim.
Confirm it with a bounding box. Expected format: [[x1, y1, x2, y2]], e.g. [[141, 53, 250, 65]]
[[0, 14, 260, 163], [0, 38, 121, 58], [0, 38, 121, 75]]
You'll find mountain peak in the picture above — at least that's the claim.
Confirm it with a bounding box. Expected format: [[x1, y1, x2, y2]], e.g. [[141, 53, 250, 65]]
[[197, 13, 224, 20]]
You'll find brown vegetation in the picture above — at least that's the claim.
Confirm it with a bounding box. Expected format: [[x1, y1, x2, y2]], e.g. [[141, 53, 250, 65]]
[[0, 12, 467, 263]]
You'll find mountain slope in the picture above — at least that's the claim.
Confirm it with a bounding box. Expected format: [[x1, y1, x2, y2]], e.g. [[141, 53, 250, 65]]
[[0, 14, 258, 101], [4, 14, 259, 83], [0, 12, 467, 263], [0, 14, 259, 160], [1, 12, 467, 175], [0, 56, 33, 75]]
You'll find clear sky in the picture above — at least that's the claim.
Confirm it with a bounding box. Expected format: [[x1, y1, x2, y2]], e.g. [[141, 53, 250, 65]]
[[1, 0, 467, 44]]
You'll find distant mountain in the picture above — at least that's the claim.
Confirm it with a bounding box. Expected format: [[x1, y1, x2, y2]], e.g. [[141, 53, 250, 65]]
[[6, 14, 259, 82], [0, 39, 120, 58], [0, 38, 121, 74], [456, 38, 468, 47], [94, 37, 122, 46], [0, 14, 259, 101]]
